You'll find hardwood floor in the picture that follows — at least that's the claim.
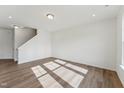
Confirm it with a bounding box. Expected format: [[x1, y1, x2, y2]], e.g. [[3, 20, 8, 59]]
[[0, 58, 123, 88]]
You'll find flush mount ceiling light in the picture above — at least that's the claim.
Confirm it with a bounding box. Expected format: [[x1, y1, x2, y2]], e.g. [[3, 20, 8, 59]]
[[13, 25, 19, 29], [92, 14, 96, 17], [46, 14, 54, 20], [14, 26, 19, 29], [8, 16, 12, 19]]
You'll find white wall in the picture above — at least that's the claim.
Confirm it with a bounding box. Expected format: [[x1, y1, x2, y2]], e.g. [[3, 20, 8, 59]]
[[0, 28, 14, 59], [116, 7, 124, 86], [52, 18, 116, 70], [18, 30, 51, 64], [14, 27, 36, 61]]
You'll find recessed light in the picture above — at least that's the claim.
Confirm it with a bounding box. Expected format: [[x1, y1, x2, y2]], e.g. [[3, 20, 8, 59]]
[[8, 16, 12, 19], [92, 14, 96, 17], [46, 14, 54, 20]]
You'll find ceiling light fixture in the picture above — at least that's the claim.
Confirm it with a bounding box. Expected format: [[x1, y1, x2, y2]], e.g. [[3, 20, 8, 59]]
[[46, 14, 54, 20], [13, 25, 18, 29], [14, 26, 19, 29], [8, 16, 12, 19], [92, 14, 96, 17]]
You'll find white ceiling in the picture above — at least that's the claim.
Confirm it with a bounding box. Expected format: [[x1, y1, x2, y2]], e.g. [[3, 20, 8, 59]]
[[0, 5, 121, 32]]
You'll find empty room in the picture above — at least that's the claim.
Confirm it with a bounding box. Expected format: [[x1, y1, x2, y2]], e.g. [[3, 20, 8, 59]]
[[0, 5, 124, 88]]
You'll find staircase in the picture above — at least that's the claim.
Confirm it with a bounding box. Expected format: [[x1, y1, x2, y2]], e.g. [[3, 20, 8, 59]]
[[14, 27, 37, 62]]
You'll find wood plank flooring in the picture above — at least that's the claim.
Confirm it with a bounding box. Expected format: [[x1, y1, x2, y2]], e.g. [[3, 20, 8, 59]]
[[0, 58, 123, 88]]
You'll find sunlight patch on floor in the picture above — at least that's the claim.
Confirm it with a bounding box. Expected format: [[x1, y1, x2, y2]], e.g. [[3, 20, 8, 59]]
[[31, 59, 88, 88]]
